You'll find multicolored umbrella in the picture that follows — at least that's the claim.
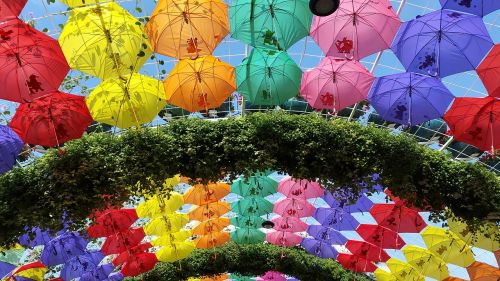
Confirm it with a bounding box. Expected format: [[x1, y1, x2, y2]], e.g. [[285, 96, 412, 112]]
[[386, 258, 425, 281], [41, 232, 88, 266], [402, 245, 449, 280], [0, 125, 23, 174], [272, 216, 307, 233], [184, 183, 231, 206], [231, 174, 278, 197], [421, 226, 475, 267], [87, 209, 138, 238], [301, 238, 338, 259], [189, 202, 231, 221], [336, 253, 377, 273], [231, 216, 265, 229], [313, 208, 359, 231], [0, 18, 69, 103], [277, 176, 324, 199], [0, 1, 27, 20], [231, 228, 266, 244], [143, 214, 189, 236], [2, 261, 47, 281], [345, 240, 390, 262], [310, 0, 400, 60], [273, 198, 315, 218], [121, 252, 157, 277], [236, 48, 302, 105], [266, 231, 302, 247], [356, 224, 405, 249], [232, 197, 273, 216], [368, 72, 455, 125], [477, 44, 500, 98], [370, 203, 427, 233], [194, 231, 230, 249], [101, 228, 145, 256], [439, 0, 500, 17], [391, 9, 493, 77], [146, 0, 229, 59], [60, 251, 104, 281], [192, 218, 230, 235], [136, 192, 184, 218], [307, 225, 347, 244]]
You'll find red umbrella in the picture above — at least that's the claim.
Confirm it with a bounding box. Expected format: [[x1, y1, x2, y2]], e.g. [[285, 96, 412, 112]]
[[443, 96, 500, 153], [9, 91, 92, 147], [477, 44, 500, 98], [356, 224, 405, 249], [0, 18, 69, 103], [87, 209, 139, 238], [0, 1, 27, 20], [121, 252, 157, 277], [384, 189, 424, 212], [369, 203, 426, 233], [112, 242, 153, 266], [101, 228, 145, 256], [336, 253, 377, 273], [345, 240, 390, 262]]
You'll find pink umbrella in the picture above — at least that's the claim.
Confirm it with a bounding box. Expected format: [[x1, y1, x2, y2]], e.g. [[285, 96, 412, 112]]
[[310, 0, 401, 60], [257, 271, 287, 281], [273, 198, 315, 218], [272, 216, 308, 233], [266, 231, 302, 247], [278, 176, 324, 199], [300, 57, 374, 112]]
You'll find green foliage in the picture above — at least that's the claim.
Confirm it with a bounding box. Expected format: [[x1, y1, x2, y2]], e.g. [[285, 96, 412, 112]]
[[0, 112, 498, 246], [126, 242, 372, 281]]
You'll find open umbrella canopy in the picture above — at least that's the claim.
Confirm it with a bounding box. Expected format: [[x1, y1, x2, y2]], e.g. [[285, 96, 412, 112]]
[[183, 182, 231, 206], [41, 232, 88, 267], [156, 240, 195, 263], [386, 258, 425, 281], [310, 0, 400, 60], [112, 242, 152, 266], [345, 240, 390, 262], [370, 203, 427, 233], [0, 262, 16, 280], [146, 0, 229, 59], [313, 207, 359, 231], [232, 197, 273, 217], [307, 225, 347, 244], [18, 227, 52, 248], [374, 268, 396, 281], [421, 226, 475, 267], [273, 198, 315, 218], [136, 192, 184, 218], [194, 231, 230, 249], [0, 18, 69, 103], [150, 230, 192, 247], [477, 44, 500, 98], [101, 228, 145, 256], [301, 238, 338, 259], [192, 218, 230, 236], [277, 176, 324, 199], [368, 72, 455, 126], [231, 228, 266, 244], [256, 271, 287, 281], [80, 263, 115, 281], [58, 2, 151, 79], [446, 217, 500, 251], [121, 252, 157, 277], [356, 224, 405, 249], [391, 9, 493, 77], [87, 209, 138, 238], [0, 125, 23, 174], [236, 48, 302, 106], [229, 0, 312, 50], [144, 213, 189, 236], [322, 191, 373, 213], [266, 231, 302, 247], [439, 0, 500, 17], [231, 216, 265, 229], [189, 202, 231, 221], [3, 262, 47, 281], [467, 262, 500, 281], [272, 216, 307, 233], [231, 174, 278, 197], [402, 245, 450, 280], [336, 253, 377, 273], [60, 251, 104, 281], [0, 1, 27, 20]]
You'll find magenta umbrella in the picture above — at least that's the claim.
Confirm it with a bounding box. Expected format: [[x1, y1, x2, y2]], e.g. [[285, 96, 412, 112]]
[[273, 198, 316, 218], [278, 176, 324, 199], [310, 0, 401, 60], [300, 57, 374, 112], [266, 231, 303, 247], [257, 271, 287, 281], [272, 216, 308, 233]]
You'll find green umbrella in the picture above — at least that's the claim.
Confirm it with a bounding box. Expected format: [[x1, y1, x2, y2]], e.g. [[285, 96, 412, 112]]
[[230, 274, 255, 281], [236, 48, 302, 105], [231, 228, 266, 244], [231, 196, 273, 216], [231, 216, 265, 228], [229, 0, 312, 50], [231, 174, 278, 197]]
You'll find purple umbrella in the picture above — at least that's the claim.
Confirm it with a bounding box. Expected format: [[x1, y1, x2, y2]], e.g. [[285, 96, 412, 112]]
[[41, 232, 88, 266], [307, 225, 348, 244], [301, 238, 338, 259], [60, 251, 104, 280], [0, 261, 16, 279], [391, 10, 493, 77], [322, 191, 374, 213], [80, 263, 115, 281], [18, 227, 53, 248], [440, 0, 500, 17], [313, 208, 359, 231], [106, 272, 124, 281], [0, 125, 23, 174], [368, 72, 455, 125]]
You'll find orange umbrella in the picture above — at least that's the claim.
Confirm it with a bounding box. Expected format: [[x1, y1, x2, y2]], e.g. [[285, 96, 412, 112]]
[[184, 182, 230, 205], [164, 55, 236, 112], [145, 0, 229, 59], [442, 278, 466, 281], [495, 250, 499, 267], [192, 218, 230, 235], [188, 202, 231, 221], [467, 262, 500, 281], [194, 232, 230, 249]]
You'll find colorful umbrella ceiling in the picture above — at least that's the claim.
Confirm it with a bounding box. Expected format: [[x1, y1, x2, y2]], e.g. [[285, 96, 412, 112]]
[[0, 125, 23, 174]]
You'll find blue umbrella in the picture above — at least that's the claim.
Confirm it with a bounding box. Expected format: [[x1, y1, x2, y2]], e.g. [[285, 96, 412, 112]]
[[41, 232, 88, 266], [300, 238, 338, 259], [60, 251, 104, 280], [391, 9, 493, 77], [368, 72, 455, 126], [106, 272, 124, 281], [18, 227, 53, 248], [0, 125, 23, 174], [440, 0, 500, 17], [0, 261, 16, 279], [307, 225, 347, 244], [80, 263, 115, 281], [313, 208, 359, 231]]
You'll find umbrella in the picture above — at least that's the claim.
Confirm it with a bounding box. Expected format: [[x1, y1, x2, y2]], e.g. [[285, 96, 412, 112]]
[[3, 262, 47, 281], [0, 262, 15, 279], [143, 214, 189, 236], [231, 174, 278, 197], [266, 231, 302, 247], [101, 228, 146, 256], [420, 226, 475, 267], [18, 227, 53, 248], [112, 242, 152, 266], [232, 197, 273, 216], [356, 224, 405, 249], [313, 208, 359, 231], [58, 2, 151, 79], [151, 230, 192, 247], [321, 191, 373, 212], [0, 1, 26, 20], [121, 252, 157, 277], [0, 125, 23, 174], [192, 218, 230, 235], [236, 48, 302, 105], [443, 96, 500, 153], [156, 240, 195, 262], [386, 258, 425, 281], [384, 189, 423, 212], [273, 198, 315, 218], [231, 228, 266, 244], [87, 208, 138, 238], [369, 203, 427, 233], [229, 0, 312, 50], [402, 245, 449, 280], [194, 232, 230, 249], [80, 263, 115, 281], [0, 18, 69, 103], [439, 0, 500, 17], [107, 272, 124, 281], [300, 57, 374, 112], [272, 216, 307, 233], [231, 216, 265, 229], [467, 262, 500, 281], [256, 271, 287, 281], [300, 238, 338, 259], [374, 268, 396, 281], [41, 232, 88, 266], [446, 217, 499, 252], [136, 192, 184, 218], [189, 202, 231, 221], [336, 253, 377, 273], [60, 251, 104, 281], [368, 72, 455, 125], [183, 183, 231, 206], [164, 55, 235, 112], [277, 176, 324, 199], [307, 225, 347, 244], [340, 194, 374, 213], [345, 240, 390, 262], [391, 9, 493, 77], [145, 0, 229, 59], [477, 44, 500, 98], [310, 0, 400, 60], [86, 73, 166, 129]]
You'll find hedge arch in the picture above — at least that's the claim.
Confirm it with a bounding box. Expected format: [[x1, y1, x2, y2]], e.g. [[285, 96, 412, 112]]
[[0, 112, 498, 246]]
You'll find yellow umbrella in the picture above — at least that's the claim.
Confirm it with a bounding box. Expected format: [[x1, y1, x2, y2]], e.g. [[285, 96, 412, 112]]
[[164, 55, 236, 112], [59, 2, 151, 79], [402, 245, 449, 280], [421, 226, 475, 267], [151, 230, 193, 247], [386, 258, 425, 281], [448, 217, 500, 252], [374, 268, 397, 281], [144, 213, 189, 236], [86, 73, 167, 128], [156, 241, 195, 262], [59, 0, 106, 7], [136, 192, 185, 218]]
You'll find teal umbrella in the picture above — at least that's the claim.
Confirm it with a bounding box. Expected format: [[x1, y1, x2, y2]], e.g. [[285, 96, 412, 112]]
[[231, 174, 278, 197], [231, 197, 273, 216], [231, 228, 266, 244], [231, 216, 265, 228], [236, 48, 302, 105], [229, 0, 312, 50]]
